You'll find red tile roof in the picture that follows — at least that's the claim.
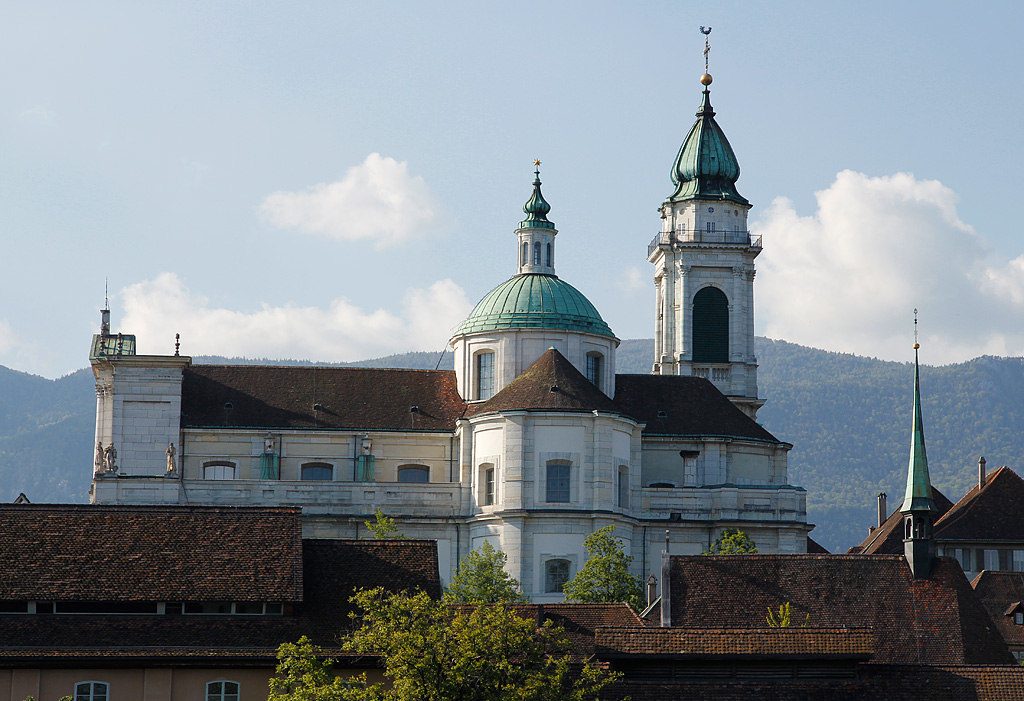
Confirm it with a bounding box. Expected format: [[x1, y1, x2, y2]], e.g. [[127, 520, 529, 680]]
[[665, 554, 1014, 665], [0, 525, 441, 665], [465, 348, 622, 417], [0, 505, 303, 602], [595, 627, 874, 658], [972, 571, 1024, 648], [935, 466, 1024, 542], [601, 665, 1024, 700], [182, 365, 466, 431]]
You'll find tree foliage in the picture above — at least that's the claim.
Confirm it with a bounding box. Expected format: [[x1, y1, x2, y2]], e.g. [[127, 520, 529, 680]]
[[766, 602, 810, 628], [443, 541, 527, 604], [703, 528, 758, 555], [269, 588, 620, 701], [364, 509, 406, 539], [268, 637, 367, 700], [562, 525, 643, 609]]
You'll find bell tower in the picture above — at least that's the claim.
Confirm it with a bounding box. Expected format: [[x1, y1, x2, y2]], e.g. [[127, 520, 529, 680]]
[[901, 316, 937, 579], [648, 28, 762, 418]]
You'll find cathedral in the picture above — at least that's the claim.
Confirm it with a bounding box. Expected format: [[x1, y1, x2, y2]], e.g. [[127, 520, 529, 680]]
[[90, 69, 810, 601]]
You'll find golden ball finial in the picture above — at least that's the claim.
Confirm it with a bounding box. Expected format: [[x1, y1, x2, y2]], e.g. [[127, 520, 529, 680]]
[[913, 343, 920, 350], [700, 73, 713, 86]]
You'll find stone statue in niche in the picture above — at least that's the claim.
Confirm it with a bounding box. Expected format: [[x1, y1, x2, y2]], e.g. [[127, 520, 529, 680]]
[[94, 442, 105, 476], [166, 442, 177, 474], [104, 444, 118, 473]]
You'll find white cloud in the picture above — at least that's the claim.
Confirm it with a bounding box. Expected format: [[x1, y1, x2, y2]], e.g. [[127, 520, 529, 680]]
[[617, 266, 648, 293], [259, 153, 445, 248], [754, 170, 1024, 364], [119, 273, 473, 361], [20, 105, 55, 123]]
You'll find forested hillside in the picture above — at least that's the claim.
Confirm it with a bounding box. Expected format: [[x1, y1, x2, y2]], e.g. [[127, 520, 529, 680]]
[[3, 340, 1021, 553]]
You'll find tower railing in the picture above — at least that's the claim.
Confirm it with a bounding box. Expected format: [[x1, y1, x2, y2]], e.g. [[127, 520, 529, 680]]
[[648, 228, 762, 256]]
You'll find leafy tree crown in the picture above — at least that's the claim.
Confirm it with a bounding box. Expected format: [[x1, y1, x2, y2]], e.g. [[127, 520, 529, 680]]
[[562, 525, 643, 609], [703, 528, 757, 555], [443, 541, 527, 604]]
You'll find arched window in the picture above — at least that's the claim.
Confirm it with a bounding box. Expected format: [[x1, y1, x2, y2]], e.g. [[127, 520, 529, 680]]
[[692, 286, 729, 363], [476, 351, 495, 400], [585, 352, 602, 390], [546, 460, 571, 503], [533, 241, 541, 265], [207, 681, 240, 701], [546, 242, 552, 267], [545, 559, 570, 593], [398, 464, 430, 483], [203, 461, 236, 480], [521, 242, 528, 266], [75, 682, 109, 701], [300, 462, 333, 481]]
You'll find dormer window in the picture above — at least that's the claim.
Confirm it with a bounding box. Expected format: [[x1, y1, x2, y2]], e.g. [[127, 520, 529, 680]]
[[585, 352, 602, 390]]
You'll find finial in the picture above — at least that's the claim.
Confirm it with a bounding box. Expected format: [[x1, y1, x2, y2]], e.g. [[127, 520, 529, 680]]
[[700, 26, 713, 85], [104, 277, 109, 310], [913, 308, 919, 350], [174, 333, 180, 356]]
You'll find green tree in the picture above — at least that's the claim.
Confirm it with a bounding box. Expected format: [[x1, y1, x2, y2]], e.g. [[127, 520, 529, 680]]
[[268, 636, 367, 700], [364, 509, 406, 539], [562, 525, 643, 609], [443, 541, 528, 604], [703, 528, 758, 554], [269, 589, 620, 700], [766, 602, 810, 628]]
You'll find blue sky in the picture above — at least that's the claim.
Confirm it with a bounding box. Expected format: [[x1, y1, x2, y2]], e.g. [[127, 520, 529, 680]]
[[3, 1, 1024, 377]]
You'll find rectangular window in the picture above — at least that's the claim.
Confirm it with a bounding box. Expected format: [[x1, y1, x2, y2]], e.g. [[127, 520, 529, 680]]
[[484, 467, 495, 506], [1014, 550, 1024, 572], [954, 548, 972, 571], [586, 354, 602, 389], [546, 462, 570, 503], [477, 353, 495, 400], [545, 560, 570, 593], [985, 549, 999, 571], [355, 454, 376, 482], [259, 454, 279, 480], [617, 467, 629, 509]]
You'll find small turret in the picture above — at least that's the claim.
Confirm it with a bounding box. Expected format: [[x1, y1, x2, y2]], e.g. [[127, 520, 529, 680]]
[[901, 324, 937, 579], [515, 161, 558, 276]]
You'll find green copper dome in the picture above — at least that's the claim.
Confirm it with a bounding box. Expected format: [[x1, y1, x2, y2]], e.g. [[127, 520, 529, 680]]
[[669, 88, 749, 206], [454, 274, 615, 338]]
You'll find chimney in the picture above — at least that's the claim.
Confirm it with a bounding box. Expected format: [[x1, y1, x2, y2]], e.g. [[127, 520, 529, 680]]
[[877, 492, 887, 528], [979, 456, 987, 489], [647, 574, 658, 607], [660, 550, 672, 627]]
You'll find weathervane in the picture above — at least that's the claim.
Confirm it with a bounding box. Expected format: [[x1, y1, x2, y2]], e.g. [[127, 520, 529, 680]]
[[700, 26, 712, 74], [913, 308, 919, 349]]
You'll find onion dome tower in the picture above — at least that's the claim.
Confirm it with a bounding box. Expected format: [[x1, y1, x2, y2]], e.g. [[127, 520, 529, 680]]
[[901, 318, 938, 579], [450, 163, 618, 401], [648, 29, 762, 418]]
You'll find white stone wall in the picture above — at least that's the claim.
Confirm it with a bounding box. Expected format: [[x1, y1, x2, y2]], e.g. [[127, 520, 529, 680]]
[[91, 356, 189, 477], [452, 329, 618, 402]]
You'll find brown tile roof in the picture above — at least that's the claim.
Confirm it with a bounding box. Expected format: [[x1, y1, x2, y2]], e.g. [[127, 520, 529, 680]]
[[935, 466, 1024, 543], [971, 571, 1024, 647], [0, 535, 441, 666], [852, 486, 955, 555], [0, 505, 303, 602], [299, 539, 443, 645], [595, 627, 874, 658], [666, 554, 1014, 665], [465, 348, 621, 417], [613, 374, 781, 442], [182, 365, 466, 431], [601, 665, 1024, 701]]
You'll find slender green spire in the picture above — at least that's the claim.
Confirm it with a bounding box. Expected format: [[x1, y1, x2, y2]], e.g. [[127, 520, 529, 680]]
[[901, 343, 937, 514], [520, 163, 554, 230]]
